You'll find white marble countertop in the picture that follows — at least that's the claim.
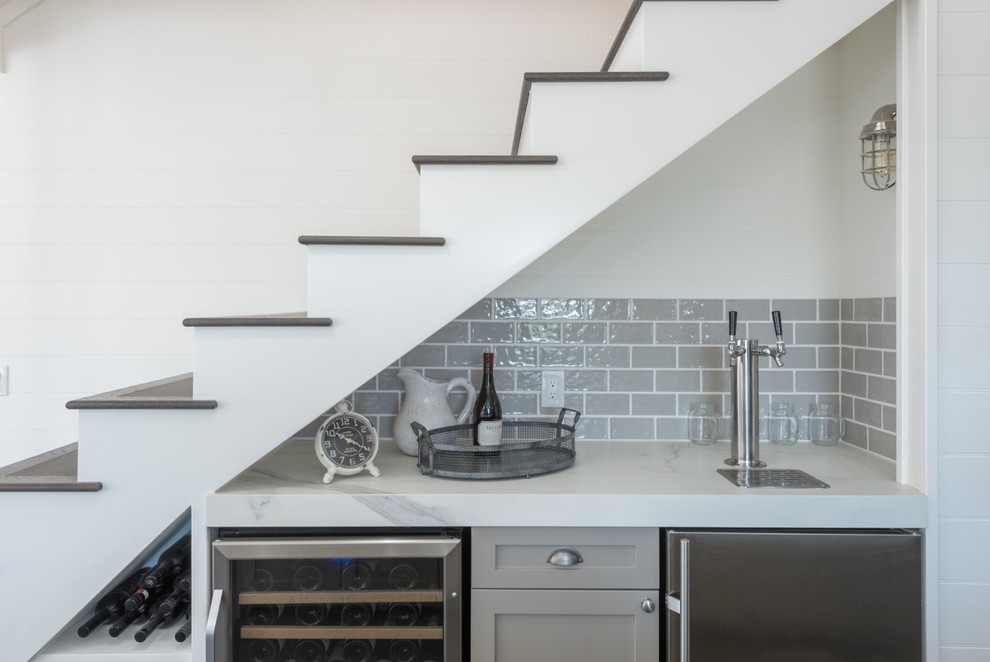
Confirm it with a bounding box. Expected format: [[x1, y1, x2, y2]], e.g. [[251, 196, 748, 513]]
[[205, 439, 926, 529]]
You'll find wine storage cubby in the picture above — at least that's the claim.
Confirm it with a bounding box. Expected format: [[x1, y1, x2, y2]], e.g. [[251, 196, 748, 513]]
[[211, 533, 462, 662]]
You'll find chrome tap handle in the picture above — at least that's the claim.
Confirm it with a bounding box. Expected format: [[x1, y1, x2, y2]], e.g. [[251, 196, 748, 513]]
[[727, 310, 740, 366], [769, 310, 786, 366]]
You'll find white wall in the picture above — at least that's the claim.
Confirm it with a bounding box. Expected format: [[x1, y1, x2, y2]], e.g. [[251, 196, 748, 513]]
[[498, 10, 896, 301], [937, 1, 990, 658], [839, 6, 898, 298], [0, 0, 631, 467]]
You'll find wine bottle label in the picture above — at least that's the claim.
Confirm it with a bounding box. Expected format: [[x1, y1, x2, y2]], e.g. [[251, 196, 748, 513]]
[[476, 420, 502, 446]]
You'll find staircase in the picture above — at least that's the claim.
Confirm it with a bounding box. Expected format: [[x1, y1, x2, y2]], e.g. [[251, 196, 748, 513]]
[[0, 1, 891, 660]]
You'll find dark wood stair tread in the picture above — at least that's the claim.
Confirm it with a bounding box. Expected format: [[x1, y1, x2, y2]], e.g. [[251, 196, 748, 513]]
[[411, 154, 558, 173], [512, 71, 671, 155], [0, 444, 103, 492], [298, 236, 446, 247], [183, 312, 333, 328], [602, 0, 778, 72], [66, 374, 218, 410]]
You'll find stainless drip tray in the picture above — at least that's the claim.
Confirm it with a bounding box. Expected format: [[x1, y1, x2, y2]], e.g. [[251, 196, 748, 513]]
[[718, 468, 830, 489]]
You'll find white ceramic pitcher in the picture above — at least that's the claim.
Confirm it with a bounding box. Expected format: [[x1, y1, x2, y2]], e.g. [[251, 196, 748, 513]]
[[394, 368, 477, 456]]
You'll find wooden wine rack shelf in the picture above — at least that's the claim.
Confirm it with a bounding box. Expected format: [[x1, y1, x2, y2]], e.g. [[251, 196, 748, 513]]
[[240, 625, 444, 640], [238, 589, 444, 605]]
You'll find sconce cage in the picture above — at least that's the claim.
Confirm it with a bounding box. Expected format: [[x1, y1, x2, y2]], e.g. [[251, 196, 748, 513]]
[[860, 103, 897, 191]]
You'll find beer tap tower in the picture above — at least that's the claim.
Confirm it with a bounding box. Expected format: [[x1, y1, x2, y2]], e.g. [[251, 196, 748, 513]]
[[725, 310, 787, 468]]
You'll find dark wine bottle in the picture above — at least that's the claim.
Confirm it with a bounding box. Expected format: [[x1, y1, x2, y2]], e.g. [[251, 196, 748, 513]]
[[242, 566, 276, 592], [341, 559, 375, 591], [339, 602, 375, 626], [158, 568, 191, 617], [472, 352, 502, 446], [245, 604, 282, 626], [377, 559, 419, 590], [134, 596, 183, 642], [389, 639, 421, 662], [173, 604, 192, 642], [108, 601, 150, 637], [327, 639, 374, 662], [141, 534, 191, 589], [293, 639, 325, 662], [386, 602, 420, 627], [293, 602, 327, 626], [76, 568, 147, 637], [245, 638, 281, 662], [124, 567, 174, 613], [291, 562, 325, 591]]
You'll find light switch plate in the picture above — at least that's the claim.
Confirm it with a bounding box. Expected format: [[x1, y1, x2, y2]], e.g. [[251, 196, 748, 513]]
[[0, 365, 8, 396]]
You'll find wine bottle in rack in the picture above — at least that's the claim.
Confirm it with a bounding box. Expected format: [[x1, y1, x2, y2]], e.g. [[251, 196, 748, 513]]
[[158, 568, 191, 617], [385, 602, 420, 627], [124, 572, 172, 613], [291, 561, 326, 591], [241, 566, 276, 592], [389, 639, 421, 662], [339, 602, 376, 627], [134, 596, 185, 642], [245, 638, 281, 662], [327, 639, 374, 662], [173, 604, 192, 642], [377, 559, 419, 590], [472, 351, 502, 446], [244, 604, 283, 626], [341, 559, 375, 591], [292, 639, 325, 662], [141, 534, 191, 589], [76, 567, 147, 637], [108, 600, 150, 637], [293, 602, 327, 626]]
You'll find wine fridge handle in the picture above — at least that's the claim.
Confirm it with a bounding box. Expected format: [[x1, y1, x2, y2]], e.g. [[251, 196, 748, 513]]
[[680, 538, 690, 662], [206, 588, 223, 662]]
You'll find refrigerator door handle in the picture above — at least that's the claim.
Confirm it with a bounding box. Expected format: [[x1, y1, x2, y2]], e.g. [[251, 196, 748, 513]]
[[679, 538, 690, 662], [206, 588, 224, 662]]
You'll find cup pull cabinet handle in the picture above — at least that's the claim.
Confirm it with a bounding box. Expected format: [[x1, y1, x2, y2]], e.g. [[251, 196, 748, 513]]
[[546, 548, 583, 567]]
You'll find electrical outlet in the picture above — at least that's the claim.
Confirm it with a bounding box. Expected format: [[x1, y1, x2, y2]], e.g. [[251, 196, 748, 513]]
[[0, 365, 7, 396], [542, 371, 565, 407]]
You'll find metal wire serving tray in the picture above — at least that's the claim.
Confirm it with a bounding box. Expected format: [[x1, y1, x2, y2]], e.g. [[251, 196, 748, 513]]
[[413, 408, 580, 480]]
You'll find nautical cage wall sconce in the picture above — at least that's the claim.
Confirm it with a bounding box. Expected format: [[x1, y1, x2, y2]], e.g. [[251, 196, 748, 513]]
[[860, 104, 897, 190]]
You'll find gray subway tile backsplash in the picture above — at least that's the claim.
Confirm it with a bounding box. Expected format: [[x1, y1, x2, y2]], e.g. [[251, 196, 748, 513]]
[[344, 297, 896, 463], [678, 299, 725, 321], [631, 298, 677, 320]]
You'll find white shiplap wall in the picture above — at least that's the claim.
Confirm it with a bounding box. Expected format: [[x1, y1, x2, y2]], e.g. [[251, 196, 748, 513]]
[[938, 1, 990, 658], [0, 0, 630, 467], [498, 9, 895, 300]]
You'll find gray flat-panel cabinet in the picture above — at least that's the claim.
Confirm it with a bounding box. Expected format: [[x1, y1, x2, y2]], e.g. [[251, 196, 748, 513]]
[[472, 527, 661, 662], [471, 589, 661, 662]]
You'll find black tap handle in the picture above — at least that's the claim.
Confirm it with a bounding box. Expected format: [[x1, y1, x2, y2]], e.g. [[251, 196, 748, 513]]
[[728, 311, 737, 340], [771, 310, 783, 340]]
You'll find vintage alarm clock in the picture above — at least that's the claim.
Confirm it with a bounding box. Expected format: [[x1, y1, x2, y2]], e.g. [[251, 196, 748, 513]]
[[315, 400, 381, 484]]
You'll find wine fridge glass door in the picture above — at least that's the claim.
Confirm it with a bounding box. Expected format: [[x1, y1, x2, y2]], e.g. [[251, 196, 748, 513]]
[[212, 535, 462, 662]]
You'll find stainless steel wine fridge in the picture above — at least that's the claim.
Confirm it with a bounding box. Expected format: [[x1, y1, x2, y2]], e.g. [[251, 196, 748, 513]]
[[210, 531, 463, 662]]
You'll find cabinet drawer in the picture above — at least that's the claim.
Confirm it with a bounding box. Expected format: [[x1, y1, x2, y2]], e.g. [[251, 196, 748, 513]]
[[472, 527, 660, 589]]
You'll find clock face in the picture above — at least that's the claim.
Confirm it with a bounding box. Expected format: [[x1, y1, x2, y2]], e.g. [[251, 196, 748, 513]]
[[319, 414, 377, 469]]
